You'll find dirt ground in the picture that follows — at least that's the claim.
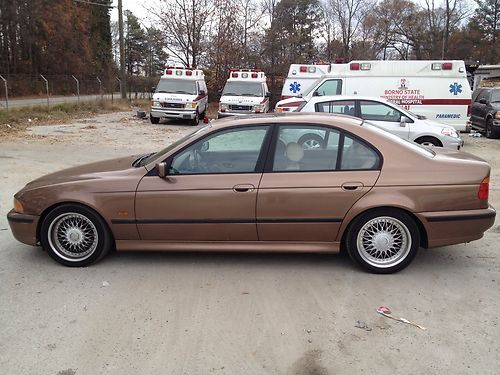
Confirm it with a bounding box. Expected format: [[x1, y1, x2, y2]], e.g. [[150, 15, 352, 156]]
[[0, 112, 499, 375]]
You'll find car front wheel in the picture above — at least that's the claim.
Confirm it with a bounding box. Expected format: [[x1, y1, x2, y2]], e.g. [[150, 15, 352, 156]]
[[345, 209, 420, 273], [414, 136, 442, 147], [150, 115, 160, 124], [40, 204, 112, 267]]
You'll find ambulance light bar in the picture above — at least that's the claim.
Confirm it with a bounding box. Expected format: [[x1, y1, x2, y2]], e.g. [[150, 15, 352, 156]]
[[431, 62, 453, 70], [350, 63, 371, 70]]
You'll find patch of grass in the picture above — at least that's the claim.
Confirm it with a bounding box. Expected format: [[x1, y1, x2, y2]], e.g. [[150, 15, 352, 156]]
[[0, 99, 150, 132]]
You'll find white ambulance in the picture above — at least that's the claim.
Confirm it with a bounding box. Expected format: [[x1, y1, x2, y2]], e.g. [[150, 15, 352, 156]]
[[150, 66, 208, 125], [277, 60, 472, 131], [218, 69, 270, 118]]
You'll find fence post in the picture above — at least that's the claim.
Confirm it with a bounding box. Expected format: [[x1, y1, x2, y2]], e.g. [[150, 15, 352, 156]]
[[0, 75, 8, 110], [96, 77, 103, 100], [71, 75, 80, 104], [116, 77, 122, 100], [40, 74, 49, 107]]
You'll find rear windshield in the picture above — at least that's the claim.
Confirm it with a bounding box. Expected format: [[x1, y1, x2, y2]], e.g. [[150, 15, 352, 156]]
[[156, 79, 197, 95], [222, 82, 263, 97], [364, 121, 436, 157]]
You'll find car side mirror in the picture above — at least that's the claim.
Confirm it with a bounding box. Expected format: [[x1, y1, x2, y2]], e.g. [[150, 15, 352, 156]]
[[312, 91, 319, 97], [151, 86, 156, 93], [156, 162, 167, 178], [265, 92, 271, 98], [199, 90, 206, 96], [400, 116, 410, 127], [478, 98, 487, 104]]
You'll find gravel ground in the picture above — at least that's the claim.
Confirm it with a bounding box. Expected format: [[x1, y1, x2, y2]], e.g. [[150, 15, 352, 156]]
[[0, 112, 499, 375]]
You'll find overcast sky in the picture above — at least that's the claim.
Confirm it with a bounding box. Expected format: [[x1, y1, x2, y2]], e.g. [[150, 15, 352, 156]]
[[110, 0, 153, 24]]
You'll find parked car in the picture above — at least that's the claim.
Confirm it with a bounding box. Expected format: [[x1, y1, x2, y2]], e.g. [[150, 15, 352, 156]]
[[278, 95, 464, 150], [469, 87, 500, 138], [8, 114, 495, 273]]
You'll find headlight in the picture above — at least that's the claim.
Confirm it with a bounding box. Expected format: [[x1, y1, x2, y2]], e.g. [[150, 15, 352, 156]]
[[495, 112, 500, 119], [14, 198, 24, 213], [441, 127, 459, 138], [151, 100, 160, 107], [185, 102, 197, 109], [253, 104, 265, 113], [219, 103, 228, 111]]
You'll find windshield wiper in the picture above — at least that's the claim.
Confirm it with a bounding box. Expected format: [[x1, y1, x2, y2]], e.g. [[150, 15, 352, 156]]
[[222, 92, 238, 96], [241, 93, 260, 97], [157, 90, 168, 93], [174, 90, 191, 94]]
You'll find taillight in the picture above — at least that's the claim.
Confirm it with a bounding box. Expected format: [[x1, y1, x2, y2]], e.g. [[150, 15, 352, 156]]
[[467, 104, 471, 116], [442, 63, 453, 70], [350, 63, 360, 70], [478, 176, 489, 200]]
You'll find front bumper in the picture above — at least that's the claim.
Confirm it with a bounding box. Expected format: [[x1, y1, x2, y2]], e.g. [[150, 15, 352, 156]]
[[417, 205, 496, 248], [151, 107, 197, 120], [7, 209, 40, 246], [442, 136, 464, 150]]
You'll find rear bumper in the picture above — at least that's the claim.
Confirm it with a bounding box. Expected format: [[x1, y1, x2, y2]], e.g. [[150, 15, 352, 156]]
[[7, 209, 39, 246], [417, 205, 496, 248], [150, 108, 197, 120]]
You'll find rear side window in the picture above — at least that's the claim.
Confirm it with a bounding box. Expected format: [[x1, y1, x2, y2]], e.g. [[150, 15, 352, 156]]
[[271, 125, 380, 172], [316, 100, 356, 116], [360, 101, 402, 122]]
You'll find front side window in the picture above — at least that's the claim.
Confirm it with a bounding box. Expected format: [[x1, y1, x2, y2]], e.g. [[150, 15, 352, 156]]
[[170, 126, 268, 174], [316, 100, 356, 116], [360, 101, 402, 122], [313, 79, 342, 96]]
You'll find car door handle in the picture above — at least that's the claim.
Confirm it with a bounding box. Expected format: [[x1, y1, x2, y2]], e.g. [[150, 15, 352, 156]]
[[233, 184, 255, 193], [342, 182, 364, 191]]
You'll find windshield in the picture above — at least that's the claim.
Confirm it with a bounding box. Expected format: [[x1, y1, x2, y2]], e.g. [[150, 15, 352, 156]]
[[222, 82, 263, 97], [491, 89, 500, 102], [155, 79, 197, 95], [363, 121, 436, 157], [137, 125, 210, 166]]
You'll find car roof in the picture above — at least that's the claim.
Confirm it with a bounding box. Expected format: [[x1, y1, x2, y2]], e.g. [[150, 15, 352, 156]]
[[212, 112, 364, 128]]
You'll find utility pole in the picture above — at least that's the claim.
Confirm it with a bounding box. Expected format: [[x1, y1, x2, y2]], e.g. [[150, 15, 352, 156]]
[[118, 0, 126, 99]]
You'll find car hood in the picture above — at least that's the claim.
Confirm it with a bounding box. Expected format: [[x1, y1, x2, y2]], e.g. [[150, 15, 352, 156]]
[[276, 97, 306, 108], [490, 102, 500, 111], [23, 155, 141, 190], [220, 95, 263, 105]]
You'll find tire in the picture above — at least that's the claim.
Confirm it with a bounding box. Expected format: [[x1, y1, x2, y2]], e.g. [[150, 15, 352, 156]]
[[298, 133, 326, 149], [150, 115, 160, 124], [345, 209, 420, 274], [191, 111, 199, 126], [486, 118, 499, 139], [40, 204, 113, 267], [414, 136, 442, 147]]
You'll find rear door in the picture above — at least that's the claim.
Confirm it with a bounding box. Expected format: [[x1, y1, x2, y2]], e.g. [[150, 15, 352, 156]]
[[256, 124, 381, 242]]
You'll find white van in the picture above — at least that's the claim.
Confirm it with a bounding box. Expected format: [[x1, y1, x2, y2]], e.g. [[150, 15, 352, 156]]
[[150, 67, 208, 125], [218, 70, 270, 118], [278, 60, 472, 131]]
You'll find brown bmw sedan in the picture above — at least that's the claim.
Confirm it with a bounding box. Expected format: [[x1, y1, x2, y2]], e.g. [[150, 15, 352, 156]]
[[8, 114, 496, 273]]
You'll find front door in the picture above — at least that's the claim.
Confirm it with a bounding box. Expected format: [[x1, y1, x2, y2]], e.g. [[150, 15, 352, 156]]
[[135, 126, 270, 241], [256, 124, 381, 242]]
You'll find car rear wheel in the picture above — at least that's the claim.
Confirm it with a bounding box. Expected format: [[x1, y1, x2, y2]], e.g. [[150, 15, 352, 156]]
[[345, 209, 420, 273], [415, 136, 442, 147], [150, 115, 160, 124], [298, 133, 325, 149], [40, 204, 112, 267], [486, 119, 499, 139]]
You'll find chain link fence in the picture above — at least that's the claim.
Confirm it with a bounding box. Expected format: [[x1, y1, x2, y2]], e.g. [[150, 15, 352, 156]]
[[0, 74, 159, 109]]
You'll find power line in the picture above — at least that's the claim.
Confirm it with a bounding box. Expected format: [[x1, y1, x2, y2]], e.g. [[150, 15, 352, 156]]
[[73, 0, 114, 8]]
